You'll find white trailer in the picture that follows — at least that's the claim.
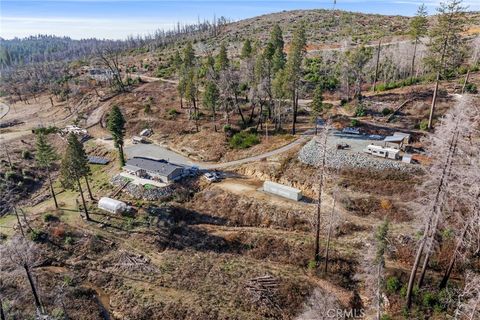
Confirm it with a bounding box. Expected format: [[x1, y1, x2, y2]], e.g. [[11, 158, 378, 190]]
[[364, 144, 400, 160], [263, 181, 302, 201], [98, 197, 128, 214]]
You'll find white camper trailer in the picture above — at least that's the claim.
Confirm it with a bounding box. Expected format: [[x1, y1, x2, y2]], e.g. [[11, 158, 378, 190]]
[[364, 144, 400, 160]]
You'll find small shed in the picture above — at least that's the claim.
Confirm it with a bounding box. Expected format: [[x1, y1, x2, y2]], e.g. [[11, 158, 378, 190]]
[[263, 181, 302, 201], [402, 153, 413, 164], [98, 197, 128, 214], [384, 132, 411, 149]]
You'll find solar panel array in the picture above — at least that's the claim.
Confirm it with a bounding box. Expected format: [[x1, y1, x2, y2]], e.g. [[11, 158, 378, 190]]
[[88, 156, 110, 165]]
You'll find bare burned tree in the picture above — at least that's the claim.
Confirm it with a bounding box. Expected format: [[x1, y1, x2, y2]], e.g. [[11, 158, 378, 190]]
[[405, 96, 479, 309], [313, 123, 331, 264], [97, 46, 126, 93], [461, 35, 480, 94], [0, 237, 45, 316], [454, 272, 480, 320], [296, 288, 344, 320]]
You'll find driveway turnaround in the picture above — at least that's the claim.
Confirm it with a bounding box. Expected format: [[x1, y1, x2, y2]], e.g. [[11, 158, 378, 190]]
[[125, 129, 315, 170]]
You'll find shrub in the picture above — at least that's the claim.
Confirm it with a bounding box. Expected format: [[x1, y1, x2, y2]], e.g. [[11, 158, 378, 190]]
[[22, 150, 32, 159], [354, 105, 366, 117], [385, 276, 401, 294], [380, 315, 392, 320], [63, 275, 73, 286], [144, 103, 152, 114], [464, 82, 478, 94], [382, 108, 393, 116], [5, 171, 21, 181], [307, 260, 317, 270], [64, 236, 74, 245], [419, 119, 429, 131], [422, 292, 438, 307], [29, 229, 47, 242], [229, 132, 260, 149], [44, 213, 59, 222], [167, 108, 180, 119], [350, 119, 359, 127], [51, 227, 65, 239]]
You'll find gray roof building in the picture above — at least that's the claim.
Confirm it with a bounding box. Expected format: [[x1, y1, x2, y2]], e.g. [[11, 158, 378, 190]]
[[124, 157, 185, 182]]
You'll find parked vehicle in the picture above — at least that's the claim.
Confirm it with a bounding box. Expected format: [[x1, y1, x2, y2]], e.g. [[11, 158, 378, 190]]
[[204, 172, 220, 182], [132, 136, 146, 144]]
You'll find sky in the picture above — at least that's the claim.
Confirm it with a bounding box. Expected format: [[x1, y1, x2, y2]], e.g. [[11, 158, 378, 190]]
[[1, 0, 479, 40]]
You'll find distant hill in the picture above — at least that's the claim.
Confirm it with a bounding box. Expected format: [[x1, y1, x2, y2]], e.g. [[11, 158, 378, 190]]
[[1, 9, 479, 68]]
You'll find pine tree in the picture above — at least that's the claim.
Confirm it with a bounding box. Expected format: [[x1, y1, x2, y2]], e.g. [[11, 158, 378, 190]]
[[409, 4, 428, 79], [107, 105, 126, 166], [203, 81, 220, 131], [215, 43, 229, 72], [35, 133, 59, 209], [425, 0, 468, 129], [60, 133, 91, 221], [241, 39, 252, 59], [374, 220, 389, 320], [311, 85, 324, 134], [284, 23, 307, 135]]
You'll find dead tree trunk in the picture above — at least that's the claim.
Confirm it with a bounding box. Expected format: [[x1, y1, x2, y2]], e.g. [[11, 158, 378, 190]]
[[47, 168, 59, 209], [24, 263, 43, 313], [324, 189, 337, 273], [77, 178, 90, 221], [461, 70, 470, 94], [440, 191, 480, 289], [428, 71, 441, 130], [314, 129, 328, 264], [372, 39, 382, 92], [14, 207, 25, 238], [0, 295, 5, 320], [406, 127, 459, 308], [84, 176, 94, 201], [410, 39, 418, 80]]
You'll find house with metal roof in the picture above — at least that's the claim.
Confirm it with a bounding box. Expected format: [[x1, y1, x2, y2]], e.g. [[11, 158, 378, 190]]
[[123, 157, 186, 183]]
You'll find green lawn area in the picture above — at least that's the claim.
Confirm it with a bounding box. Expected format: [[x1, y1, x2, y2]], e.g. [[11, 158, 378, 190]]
[[0, 214, 18, 237]]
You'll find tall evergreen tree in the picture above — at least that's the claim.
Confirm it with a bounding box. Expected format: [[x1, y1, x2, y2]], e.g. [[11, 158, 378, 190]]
[[311, 85, 324, 134], [203, 81, 220, 131], [409, 4, 428, 79], [425, 0, 468, 129], [241, 39, 252, 59], [215, 43, 229, 72], [284, 23, 307, 135], [35, 133, 59, 209], [107, 105, 126, 166], [60, 134, 91, 221]]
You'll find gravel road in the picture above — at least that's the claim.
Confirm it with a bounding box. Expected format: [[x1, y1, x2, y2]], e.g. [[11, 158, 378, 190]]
[[125, 129, 315, 170]]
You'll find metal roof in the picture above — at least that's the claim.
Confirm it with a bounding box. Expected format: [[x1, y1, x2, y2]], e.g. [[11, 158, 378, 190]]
[[126, 157, 183, 177], [88, 156, 110, 165], [384, 135, 405, 143]]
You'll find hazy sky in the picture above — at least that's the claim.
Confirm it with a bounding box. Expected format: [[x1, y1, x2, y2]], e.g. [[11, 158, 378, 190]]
[[1, 0, 479, 40]]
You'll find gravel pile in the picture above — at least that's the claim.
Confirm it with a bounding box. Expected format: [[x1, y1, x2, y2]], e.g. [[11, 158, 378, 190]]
[[111, 175, 176, 200], [298, 137, 415, 172]]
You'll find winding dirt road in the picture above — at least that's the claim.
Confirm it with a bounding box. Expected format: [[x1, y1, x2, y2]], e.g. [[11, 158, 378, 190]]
[[125, 129, 316, 170]]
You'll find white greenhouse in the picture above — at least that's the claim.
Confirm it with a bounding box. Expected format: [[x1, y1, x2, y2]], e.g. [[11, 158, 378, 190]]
[[98, 197, 128, 214]]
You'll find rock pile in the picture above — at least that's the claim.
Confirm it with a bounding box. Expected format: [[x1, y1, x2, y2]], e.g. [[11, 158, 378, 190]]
[[111, 175, 176, 200], [298, 137, 415, 172]]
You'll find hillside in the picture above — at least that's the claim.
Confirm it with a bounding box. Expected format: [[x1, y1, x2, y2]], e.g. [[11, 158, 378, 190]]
[[1, 4, 480, 320]]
